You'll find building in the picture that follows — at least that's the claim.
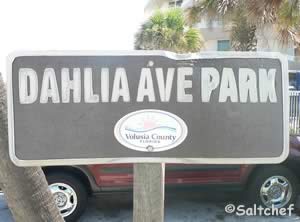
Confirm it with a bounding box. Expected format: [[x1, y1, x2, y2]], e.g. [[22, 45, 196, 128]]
[[144, 0, 232, 52], [145, 0, 297, 54], [144, 0, 300, 88]]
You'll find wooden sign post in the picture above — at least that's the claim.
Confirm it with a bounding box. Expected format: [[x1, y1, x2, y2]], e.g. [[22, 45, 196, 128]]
[[133, 163, 165, 222]]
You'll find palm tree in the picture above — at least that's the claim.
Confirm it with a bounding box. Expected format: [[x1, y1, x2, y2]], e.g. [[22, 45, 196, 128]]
[[135, 8, 204, 53], [185, 0, 300, 48], [0, 75, 64, 222], [230, 8, 257, 51], [246, 0, 300, 45]]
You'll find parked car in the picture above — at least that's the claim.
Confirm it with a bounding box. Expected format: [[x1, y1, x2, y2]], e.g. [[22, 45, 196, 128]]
[[44, 135, 300, 221]]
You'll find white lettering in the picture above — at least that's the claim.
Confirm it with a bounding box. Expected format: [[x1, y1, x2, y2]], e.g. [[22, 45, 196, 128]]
[[201, 67, 220, 102], [61, 68, 81, 103], [19, 68, 38, 104], [177, 67, 193, 102], [239, 68, 258, 103], [219, 68, 238, 102], [40, 68, 60, 103], [155, 68, 174, 102], [84, 68, 99, 103], [111, 68, 130, 102], [101, 68, 109, 102], [137, 68, 155, 102], [259, 68, 277, 103]]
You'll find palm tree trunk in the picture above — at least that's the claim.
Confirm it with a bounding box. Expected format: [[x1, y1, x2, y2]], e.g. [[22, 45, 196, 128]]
[[0, 75, 64, 222]]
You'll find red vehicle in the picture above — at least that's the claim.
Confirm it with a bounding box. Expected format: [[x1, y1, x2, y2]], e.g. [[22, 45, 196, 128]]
[[43, 135, 300, 221]]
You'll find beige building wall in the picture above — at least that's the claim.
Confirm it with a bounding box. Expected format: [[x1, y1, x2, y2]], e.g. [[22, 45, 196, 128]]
[[145, 0, 296, 56], [144, 0, 171, 18]]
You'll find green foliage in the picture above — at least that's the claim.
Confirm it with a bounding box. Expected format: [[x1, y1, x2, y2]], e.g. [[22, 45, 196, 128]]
[[184, 28, 204, 52], [185, 0, 238, 24], [276, 0, 300, 44], [231, 12, 257, 51], [290, 125, 299, 135], [135, 8, 203, 53], [185, 0, 300, 47]]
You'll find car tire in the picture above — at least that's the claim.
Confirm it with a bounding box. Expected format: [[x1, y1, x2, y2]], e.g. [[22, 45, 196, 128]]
[[247, 165, 298, 209], [46, 173, 88, 222]]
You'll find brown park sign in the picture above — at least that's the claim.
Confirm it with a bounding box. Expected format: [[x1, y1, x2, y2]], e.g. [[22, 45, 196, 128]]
[[7, 51, 289, 166]]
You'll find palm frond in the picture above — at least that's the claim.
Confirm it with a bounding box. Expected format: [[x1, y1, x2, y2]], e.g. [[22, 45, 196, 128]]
[[134, 8, 204, 53], [185, 0, 219, 25], [185, 4, 203, 25], [185, 0, 237, 26], [245, 0, 284, 24], [217, 0, 238, 15], [230, 10, 257, 51], [165, 8, 185, 32], [275, 0, 300, 45], [184, 0, 300, 47], [184, 28, 204, 52]]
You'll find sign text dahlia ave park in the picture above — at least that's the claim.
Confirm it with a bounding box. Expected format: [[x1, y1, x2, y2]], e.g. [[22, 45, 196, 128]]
[[19, 60, 276, 104], [7, 51, 288, 166]]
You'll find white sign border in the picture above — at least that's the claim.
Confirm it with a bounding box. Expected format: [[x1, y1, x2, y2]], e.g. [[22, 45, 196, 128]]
[[7, 50, 289, 166]]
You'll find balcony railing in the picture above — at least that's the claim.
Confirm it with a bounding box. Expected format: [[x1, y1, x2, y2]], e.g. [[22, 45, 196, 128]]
[[290, 91, 300, 134]]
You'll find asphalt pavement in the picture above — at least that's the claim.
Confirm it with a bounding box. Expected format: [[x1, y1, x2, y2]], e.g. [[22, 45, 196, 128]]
[[1, 191, 300, 222]]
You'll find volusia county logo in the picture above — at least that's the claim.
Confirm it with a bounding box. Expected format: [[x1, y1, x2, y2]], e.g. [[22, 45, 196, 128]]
[[114, 110, 188, 152]]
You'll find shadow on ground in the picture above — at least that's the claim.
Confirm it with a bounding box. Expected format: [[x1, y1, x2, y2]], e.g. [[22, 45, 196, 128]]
[[79, 190, 300, 222], [1, 190, 300, 221]]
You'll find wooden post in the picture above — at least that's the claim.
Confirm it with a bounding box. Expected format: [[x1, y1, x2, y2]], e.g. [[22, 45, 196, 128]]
[[133, 163, 165, 222]]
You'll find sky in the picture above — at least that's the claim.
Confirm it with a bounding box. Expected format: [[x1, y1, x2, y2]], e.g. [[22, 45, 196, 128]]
[[0, 0, 147, 79]]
